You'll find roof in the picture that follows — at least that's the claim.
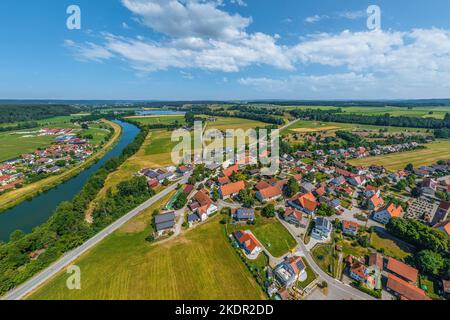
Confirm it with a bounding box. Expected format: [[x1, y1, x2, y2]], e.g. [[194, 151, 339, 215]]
[[218, 176, 230, 185], [285, 208, 302, 220], [387, 274, 430, 300], [154, 212, 175, 224], [223, 164, 239, 177], [194, 189, 213, 207], [297, 193, 318, 212], [187, 214, 200, 222], [370, 194, 385, 208], [387, 257, 418, 283], [220, 181, 245, 197], [383, 203, 404, 218], [155, 220, 175, 232], [255, 180, 271, 191], [234, 231, 260, 252], [235, 208, 255, 220], [342, 220, 359, 232], [351, 263, 367, 280], [287, 256, 305, 275], [258, 186, 282, 200], [183, 184, 194, 195], [368, 253, 384, 270]]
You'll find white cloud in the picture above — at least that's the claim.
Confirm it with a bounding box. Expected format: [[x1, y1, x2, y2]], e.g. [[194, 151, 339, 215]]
[[305, 15, 326, 23], [230, 0, 247, 7], [338, 10, 366, 20], [65, 0, 450, 98]]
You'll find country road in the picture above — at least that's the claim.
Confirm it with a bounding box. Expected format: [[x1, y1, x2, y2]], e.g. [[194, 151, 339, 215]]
[[1, 174, 190, 301]]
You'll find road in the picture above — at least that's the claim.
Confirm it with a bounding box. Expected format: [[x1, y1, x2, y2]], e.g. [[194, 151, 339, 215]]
[[276, 216, 376, 300], [1, 174, 190, 301]]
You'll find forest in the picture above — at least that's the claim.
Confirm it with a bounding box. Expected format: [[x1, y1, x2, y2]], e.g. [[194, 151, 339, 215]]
[[0, 105, 81, 123]]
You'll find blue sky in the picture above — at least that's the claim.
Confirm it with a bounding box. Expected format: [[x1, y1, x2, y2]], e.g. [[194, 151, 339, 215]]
[[1, 0, 450, 100]]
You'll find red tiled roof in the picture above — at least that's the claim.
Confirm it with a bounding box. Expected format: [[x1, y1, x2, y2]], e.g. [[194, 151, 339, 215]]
[[351, 263, 367, 280], [382, 203, 403, 218], [255, 180, 271, 191], [368, 253, 384, 270], [387, 274, 430, 300], [234, 231, 260, 253], [194, 189, 213, 207], [387, 257, 418, 283], [297, 193, 318, 212], [285, 208, 303, 220], [220, 181, 245, 197], [223, 165, 239, 177], [258, 186, 282, 200], [218, 176, 230, 185], [370, 194, 384, 208], [342, 220, 359, 232]]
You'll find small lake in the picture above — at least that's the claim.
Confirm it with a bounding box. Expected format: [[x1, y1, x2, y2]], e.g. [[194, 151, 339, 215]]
[[0, 120, 140, 242], [135, 110, 185, 116]]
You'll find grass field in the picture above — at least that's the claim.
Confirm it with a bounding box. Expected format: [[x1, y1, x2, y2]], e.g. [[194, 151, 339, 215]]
[[206, 117, 267, 131], [312, 244, 335, 277], [370, 230, 414, 260], [126, 115, 186, 126], [0, 120, 121, 213], [283, 119, 429, 135], [227, 214, 297, 258], [349, 140, 450, 171], [29, 214, 266, 300], [0, 133, 55, 162]]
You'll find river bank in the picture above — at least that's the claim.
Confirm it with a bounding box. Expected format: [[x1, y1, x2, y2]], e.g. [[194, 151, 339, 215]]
[[0, 119, 122, 214], [0, 120, 139, 241]]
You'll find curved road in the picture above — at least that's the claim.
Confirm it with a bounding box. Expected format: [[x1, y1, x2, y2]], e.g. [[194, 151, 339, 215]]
[[2, 174, 190, 301], [276, 216, 375, 300]]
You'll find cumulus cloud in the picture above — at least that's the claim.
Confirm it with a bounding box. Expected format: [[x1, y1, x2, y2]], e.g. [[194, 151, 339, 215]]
[[64, 0, 450, 98]]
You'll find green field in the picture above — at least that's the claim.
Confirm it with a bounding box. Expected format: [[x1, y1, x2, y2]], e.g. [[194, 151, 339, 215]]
[[370, 230, 414, 260], [0, 132, 54, 162], [126, 115, 185, 126], [29, 215, 265, 300], [312, 244, 335, 277], [206, 117, 267, 131], [349, 140, 450, 171]]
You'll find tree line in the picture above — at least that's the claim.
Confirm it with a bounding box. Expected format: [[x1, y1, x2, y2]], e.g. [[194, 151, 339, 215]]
[[0, 105, 81, 123]]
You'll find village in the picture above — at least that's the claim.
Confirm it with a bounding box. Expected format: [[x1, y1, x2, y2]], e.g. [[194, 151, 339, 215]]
[[0, 127, 99, 193], [136, 131, 450, 301]]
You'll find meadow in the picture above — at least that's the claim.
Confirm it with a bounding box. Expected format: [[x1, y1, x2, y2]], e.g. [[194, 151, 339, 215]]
[[125, 115, 186, 126], [29, 214, 266, 300], [206, 117, 267, 131], [0, 133, 55, 162], [349, 140, 450, 171]]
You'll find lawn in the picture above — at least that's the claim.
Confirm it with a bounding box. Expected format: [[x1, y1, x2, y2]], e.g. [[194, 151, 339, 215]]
[[297, 259, 317, 289], [227, 215, 297, 258], [29, 215, 266, 300], [312, 244, 335, 277], [349, 140, 450, 171], [370, 230, 414, 260]]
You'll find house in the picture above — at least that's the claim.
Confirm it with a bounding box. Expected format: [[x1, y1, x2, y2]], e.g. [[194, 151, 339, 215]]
[[147, 179, 159, 189], [254, 180, 271, 191], [256, 186, 282, 202], [364, 185, 380, 198], [154, 212, 176, 236], [193, 189, 217, 220], [368, 252, 384, 271], [386, 257, 418, 283], [348, 175, 366, 187], [219, 181, 245, 199], [223, 164, 239, 177], [312, 217, 332, 240], [274, 256, 306, 287], [283, 208, 307, 228], [300, 182, 315, 194], [330, 176, 346, 187], [421, 178, 437, 195], [232, 208, 255, 222], [233, 230, 262, 256], [367, 194, 385, 211], [183, 184, 194, 195], [386, 274, 430, 300], [187, 213, 201, 226], [372, 203, 403, 225], [349, 263, 376, 289], [342, 220, 359, 236], [288, 192, 318, 215]]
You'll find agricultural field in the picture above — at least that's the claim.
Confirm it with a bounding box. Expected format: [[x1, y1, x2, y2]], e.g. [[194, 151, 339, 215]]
[[0, 132, 54, 162], [349, 140, 450, 171], [206, 117, 267, 131], [283, 119, 429, 135], [126, 115, 186, 126], [29, 214, 265, 300]]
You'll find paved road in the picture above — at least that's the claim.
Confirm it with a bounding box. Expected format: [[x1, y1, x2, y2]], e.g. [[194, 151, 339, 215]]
[[276, 216, 375, 300], [2, 174, 190, 301]]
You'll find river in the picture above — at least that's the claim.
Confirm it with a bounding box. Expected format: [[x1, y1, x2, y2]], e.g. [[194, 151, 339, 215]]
[[0, 120, 140, 242]]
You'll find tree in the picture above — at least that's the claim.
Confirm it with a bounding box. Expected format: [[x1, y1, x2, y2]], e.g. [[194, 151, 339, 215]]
[[238, 189, 255, 208], [411, 187, 422, 198], [262, 204, 275, 218], [405, 163, 414, 172], [415, 250, 445, 276], [173, 193, 188, 210], [185, 112, 195, 124], [211, 187, 219, 202], [285, 177, 299, 197]]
